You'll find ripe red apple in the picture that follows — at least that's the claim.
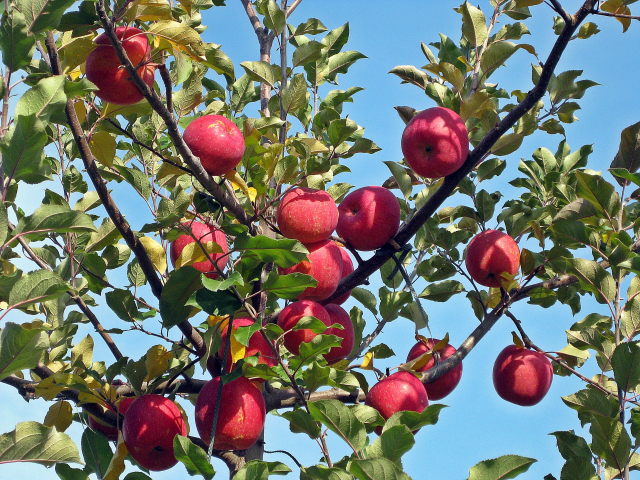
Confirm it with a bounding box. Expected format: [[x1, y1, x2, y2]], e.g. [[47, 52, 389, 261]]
[[365, 371, 429, 435], [400, 107, 469, 178], [493, 345, 553, 406], [465, 229, 520, 288], [276, 187, 339, 244], [218, 317, 278, 374], [85, 26, 155, 106], [183, 115, 245, 176], [170, 221, 228, 279], [328, 245, 354, 305], [195, 376, 266, 450], [406, 339, 462, 400], [278, 239, 343, 301], [336, 186, 401, 251], [122, 394, 187, 471], [323, 304, 355, 365], [277, 300, 331, 356], [88, 396, 135, 441]]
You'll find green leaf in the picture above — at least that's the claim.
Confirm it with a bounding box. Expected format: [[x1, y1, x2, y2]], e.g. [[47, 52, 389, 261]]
[[610, 120, 640, 177], [17, 0, 76, 33], [349, 457, 411, 480], [363, 425, 414, 463], [280, 408, 321, 439], [240, 61, 277, 88], [467, 455, 537, 480], [105, 289, 139, 322], [418, 280, 464, 302], [55, 463, 90, 480], [173, 435, 215, 480], [460, 2, 488, 47], [561, 388, 614, 425], [0, 114, 49, 184], [188, 288, 241, 317], [476, 189, 495, 222], [81, 427, 112, 476], [160, 266, 203, 328], [477, 158, 507, 181], [308, 399, 367, 451], [0, 322, 49, 381], [566, 258, 616, 304], [301, 465, 352, 480], [0, 10, 36, 71], [379, 288, 412, 321], [113, 165, 152, 201], [15, 75, 67, 122], [326, 51, 367, 81], [293, 41, 324, 68], [549, 431, 593, 462], [234, 235, 308, 267], [0, 421, 81, 465], [590, 415, 631, 471], [351, 287, 378, 315], [388, 65, 431, 90], [86, 218, 121, 253], [574, 171, 619, 219], [13, 205, 96, 240], [611, 342, 640, 392], [321, 23, 350, 56], [281, 73, 308, 115], [383, 404, 446, 433], [480, 41, 519, 80], [262, 0, 285, 35], [8, 270, 70, 309], [384, 161, 413, 199]]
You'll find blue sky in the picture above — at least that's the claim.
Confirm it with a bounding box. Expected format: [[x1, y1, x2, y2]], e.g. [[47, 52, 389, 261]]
[[2, 1, 640, 479]]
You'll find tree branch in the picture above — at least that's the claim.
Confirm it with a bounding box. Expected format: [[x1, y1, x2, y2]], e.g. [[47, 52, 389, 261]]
[[548, 0, 573, 24], [44, 32, 206, 357]]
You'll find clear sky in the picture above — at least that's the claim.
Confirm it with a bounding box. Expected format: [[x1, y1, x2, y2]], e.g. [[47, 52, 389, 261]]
[[1, 1, 640, 479]]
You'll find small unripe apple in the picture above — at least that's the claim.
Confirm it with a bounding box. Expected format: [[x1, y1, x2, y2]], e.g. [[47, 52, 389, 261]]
[[406, 339, 462, 400], [277, 300, 331, 356], [122, 394, 187, 471], [278, 239, 343, 301], [183, 115, 245, 176], [465, 229, 520, 288], [85, 26, 155, 106], [276, 187, 339, 244], [493, 345, 553, 406], [218, 317, 278, 375], [328, 245, 354, 305], [88, 396, 135, 441], [365, 371, 429, 435], [323, 304, 355, 365], [195, 376, 266, 450], [401, 107, 469, 178], [170, 221, 228, 279], [336, 186, 401, 251]]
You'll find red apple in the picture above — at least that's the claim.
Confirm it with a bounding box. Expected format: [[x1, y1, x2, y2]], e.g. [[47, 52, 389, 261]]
[[329, 245, 354, 305], [276, 187, 339, 244], [278, 239, 343, 301], [170, 221, 229, 279], [88, 396, 135, 441], [406, 339, 462, 400], [183, 115, 245, 176], [323, 304, 355, 365], [465, 229, 520, 288], [277, 300, 331, 356], [85, 26, 155, 106], [218, 317, 278, 374], [401, 107, 469, 178], [195, 376, 266, 450], [336, 186, 401, 251], [365, 371, 429, 435], [122, 394, 187, 471], [493, 345, 553, 406]]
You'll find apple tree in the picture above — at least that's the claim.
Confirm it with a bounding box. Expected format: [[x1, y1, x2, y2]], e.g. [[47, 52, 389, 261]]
[[0, 0, 639, 479]]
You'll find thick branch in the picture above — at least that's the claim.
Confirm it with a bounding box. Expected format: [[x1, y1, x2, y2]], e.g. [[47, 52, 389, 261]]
[[548, 0, 572, 24]]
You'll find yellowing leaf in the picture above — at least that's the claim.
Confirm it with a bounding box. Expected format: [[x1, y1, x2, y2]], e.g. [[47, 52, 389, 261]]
[[71, 334, 94, 369], [174, 240, 224, 269], [511, 331, 524, 349], [89, 131, 116, 167], [229, 332, 246, 365], [139, 236, 167, 273], [35, 374, 91, 400], [103, 434, 128, 480], [207, 315, 229, 327], [148, 21, 206, 61], [125, 0, 172, 22], [59, 33, 96, 74], [500, 272, 519, 290], [73, 102, 87, 124], [144, 345, 173, 382], [485, 288, 501, 309], [360, 351, 374, 370], [225, 170, 257, 202], [44, 401, 73, 432], [77, 390, 106, 405], [292, 137, 329, 155], [601, 0, 631, 32]]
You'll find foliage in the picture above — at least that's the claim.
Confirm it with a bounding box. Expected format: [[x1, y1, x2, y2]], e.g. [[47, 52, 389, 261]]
[[0, 0, 639, 479]]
